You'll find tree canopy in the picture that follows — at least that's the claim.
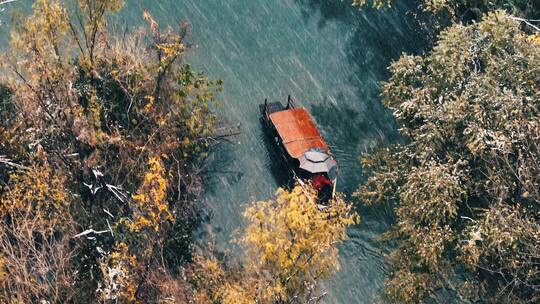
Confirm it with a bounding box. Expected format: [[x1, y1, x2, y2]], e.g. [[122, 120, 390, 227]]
[[6, 0, 540, 303], [357, 10, 540, 303], [0, 1, 359, 303], [191, 185, 359, 304], [0, 0, 221, 302], [354, 0, 540, 23]]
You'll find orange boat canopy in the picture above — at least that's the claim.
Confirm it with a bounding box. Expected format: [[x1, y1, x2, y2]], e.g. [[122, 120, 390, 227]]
[[269, 108, 329, 159]]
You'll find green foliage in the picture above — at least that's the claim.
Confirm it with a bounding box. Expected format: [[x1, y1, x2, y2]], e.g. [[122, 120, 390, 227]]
[[357, 11, 540, 303], [353, 0, 540, 23]]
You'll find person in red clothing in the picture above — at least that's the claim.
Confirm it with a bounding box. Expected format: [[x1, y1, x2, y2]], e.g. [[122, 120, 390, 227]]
[[312, 174, 333, 202]]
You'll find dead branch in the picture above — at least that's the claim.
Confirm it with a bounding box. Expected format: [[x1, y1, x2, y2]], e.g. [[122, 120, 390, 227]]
[[0, 155, 29, 170], [511, 16, 540, 32]]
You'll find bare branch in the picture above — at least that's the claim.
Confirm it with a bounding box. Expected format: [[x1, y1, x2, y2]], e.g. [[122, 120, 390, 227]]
[[73, 229, 110, 239], [0, 0, 19, 7], [0, 155, 29, 170], [511, 16, 540, 32]]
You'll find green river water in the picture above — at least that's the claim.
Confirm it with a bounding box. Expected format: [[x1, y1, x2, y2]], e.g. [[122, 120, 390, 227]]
[[1, 1, 424, 302]]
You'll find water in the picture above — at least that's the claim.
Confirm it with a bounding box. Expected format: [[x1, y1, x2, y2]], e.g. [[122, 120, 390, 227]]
[[1, 1, 421, 302]]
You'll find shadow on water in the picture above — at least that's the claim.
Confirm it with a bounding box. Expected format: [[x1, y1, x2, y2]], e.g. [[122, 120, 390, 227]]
[[297, 0, 359, 27], [295, 0, 424, 196], [259, 118, 296, 188], [196, 141, 244, 237]]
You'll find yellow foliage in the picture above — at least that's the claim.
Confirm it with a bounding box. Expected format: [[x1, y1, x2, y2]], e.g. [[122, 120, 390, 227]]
[[0, 159, 69, 234], [190, 256, 226, 303], [79, 89, 106, 145], [6, 0, 80, 133], [385, 268, 431, 303], [352, 0, 393, 9], [528, 34, 540, 45], [220, 283, 256, 304], [12, 0, 70, 55], [9, 0, 73, 90], [99, 242, 138, 303], [190, 186, 359, 303], [156, 42, 186, 63], [130, 156, 172, 232], [240, 185, 359, 302], [1, 0, 220, 302], [0, 158, 76, 302], [189, 254, 256, 304], [78, 0, 124, 13], [144, 95, 155, 112]]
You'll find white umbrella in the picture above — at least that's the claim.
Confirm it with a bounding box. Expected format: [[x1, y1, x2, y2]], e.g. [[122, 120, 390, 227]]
[[298, 149, 337, 174]]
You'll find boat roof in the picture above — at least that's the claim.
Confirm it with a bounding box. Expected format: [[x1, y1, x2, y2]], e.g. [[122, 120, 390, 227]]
[[269, 108, 329, 159]]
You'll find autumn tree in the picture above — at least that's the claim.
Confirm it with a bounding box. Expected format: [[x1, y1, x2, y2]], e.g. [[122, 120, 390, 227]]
[[357, 11, 540, 303], [0, 153, 77, 303], [0, 0, 221, 302], [191, 185, 359, 304]]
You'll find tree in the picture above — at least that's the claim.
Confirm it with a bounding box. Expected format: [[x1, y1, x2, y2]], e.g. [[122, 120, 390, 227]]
[[190, 185, 359, 304], [0, 154, 77, 302], [0, 0, 221, 302], [353, 0, 540, 24], [357, 11, 540, 302], [357, 11, 540, 303]]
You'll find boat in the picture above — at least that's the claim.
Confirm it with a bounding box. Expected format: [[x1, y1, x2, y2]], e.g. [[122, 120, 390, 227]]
[[259, 96, 337, 201]]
